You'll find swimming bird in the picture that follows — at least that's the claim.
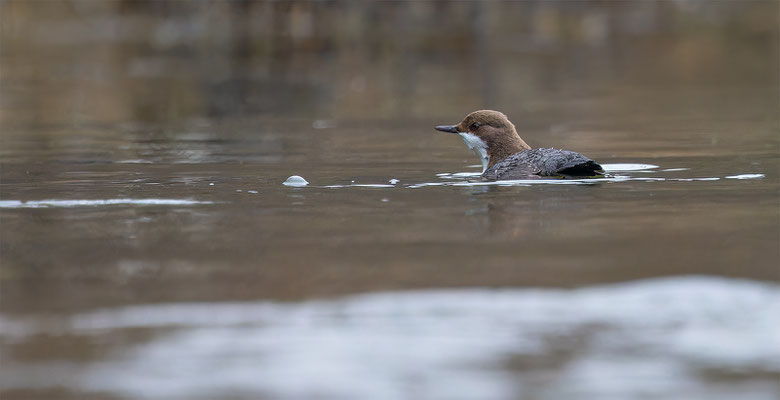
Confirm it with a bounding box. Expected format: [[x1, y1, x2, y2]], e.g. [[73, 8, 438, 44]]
[[435, 110, 603, 180]]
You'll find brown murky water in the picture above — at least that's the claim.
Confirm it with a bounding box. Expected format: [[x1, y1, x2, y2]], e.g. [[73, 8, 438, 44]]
[[1, 1, 778, 399], [2, 88, 777, 313]]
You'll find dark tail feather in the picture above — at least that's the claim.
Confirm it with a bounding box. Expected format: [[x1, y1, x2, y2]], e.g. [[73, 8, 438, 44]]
[[559, 161, 604, 177]]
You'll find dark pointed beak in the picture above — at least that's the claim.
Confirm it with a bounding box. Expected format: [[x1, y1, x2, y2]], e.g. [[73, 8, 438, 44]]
[[435, 125, 459, 134]]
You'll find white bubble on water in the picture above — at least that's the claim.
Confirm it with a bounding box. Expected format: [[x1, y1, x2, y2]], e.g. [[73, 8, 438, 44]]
[[283, 176, 309, 187]]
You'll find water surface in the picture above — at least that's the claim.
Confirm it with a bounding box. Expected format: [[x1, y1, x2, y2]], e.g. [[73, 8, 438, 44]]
[[2, 276, 778, 400]]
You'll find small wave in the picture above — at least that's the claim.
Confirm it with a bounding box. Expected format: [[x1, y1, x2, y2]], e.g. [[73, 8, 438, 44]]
[[436, 172, 483, 179], [601, 163, 659, 172], [0, 199, 213, 208], [115, 159, 154, 164], [323, 184, 396, 188], [725, 174, 765, 180]]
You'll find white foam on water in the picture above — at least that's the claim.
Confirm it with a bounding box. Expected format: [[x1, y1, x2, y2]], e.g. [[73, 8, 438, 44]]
[[0, 199, 213, 208], [674, 177, 721, 182], [630, 177, 666, 181], [414, 163, 692, 188], [601, 163, 659, 171], [1, 276, 777, 400], [323, 184, 396, 188], [725, 174, 765, 180], [312, 119, 337, 129], [408, 175, 632, 188], [436, 172, 483, 179]]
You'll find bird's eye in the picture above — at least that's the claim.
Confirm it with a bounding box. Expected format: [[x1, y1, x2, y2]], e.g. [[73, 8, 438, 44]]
[[469, 122, 481, 130]]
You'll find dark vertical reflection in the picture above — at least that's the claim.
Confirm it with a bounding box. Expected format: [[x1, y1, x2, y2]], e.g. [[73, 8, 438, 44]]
[[394, 2, 417, 115], [269, 1, 292, 82], [469, 1, 496, 109]]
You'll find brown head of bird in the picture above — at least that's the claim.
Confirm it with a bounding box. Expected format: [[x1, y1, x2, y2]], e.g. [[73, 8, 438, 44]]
[[435, 110, 531, 172]]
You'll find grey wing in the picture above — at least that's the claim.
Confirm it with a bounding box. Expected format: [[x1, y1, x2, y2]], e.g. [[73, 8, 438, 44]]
[[534, 149, 599, 176], [482, 153, 542, 180], [483, 149, 603, 180]]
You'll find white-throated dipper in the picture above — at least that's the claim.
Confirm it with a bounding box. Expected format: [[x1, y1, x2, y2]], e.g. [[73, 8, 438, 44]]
[[435, 110, 603, 180]]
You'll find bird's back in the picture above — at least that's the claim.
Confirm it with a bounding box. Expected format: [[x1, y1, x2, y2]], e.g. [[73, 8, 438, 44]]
[[483, 148, 603, 180]]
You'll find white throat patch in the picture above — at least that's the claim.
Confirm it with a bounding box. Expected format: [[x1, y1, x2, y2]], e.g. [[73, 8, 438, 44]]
[[458, 132, 490, 173]]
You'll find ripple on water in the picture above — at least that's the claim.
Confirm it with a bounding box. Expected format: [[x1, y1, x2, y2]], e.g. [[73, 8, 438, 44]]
[[404, 163, 764, 188], [725, 174, 766, 180], [601, 163, 659, 172], [0, 199, 212, 208], [436, 172, 483, 179], [301, 167, 764, 189], [323, 184, 396, 188]]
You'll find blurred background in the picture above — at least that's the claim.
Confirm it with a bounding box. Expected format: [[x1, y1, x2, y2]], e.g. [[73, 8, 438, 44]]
[[1, 1, 779, 400], [2, 0, 777, 125]]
